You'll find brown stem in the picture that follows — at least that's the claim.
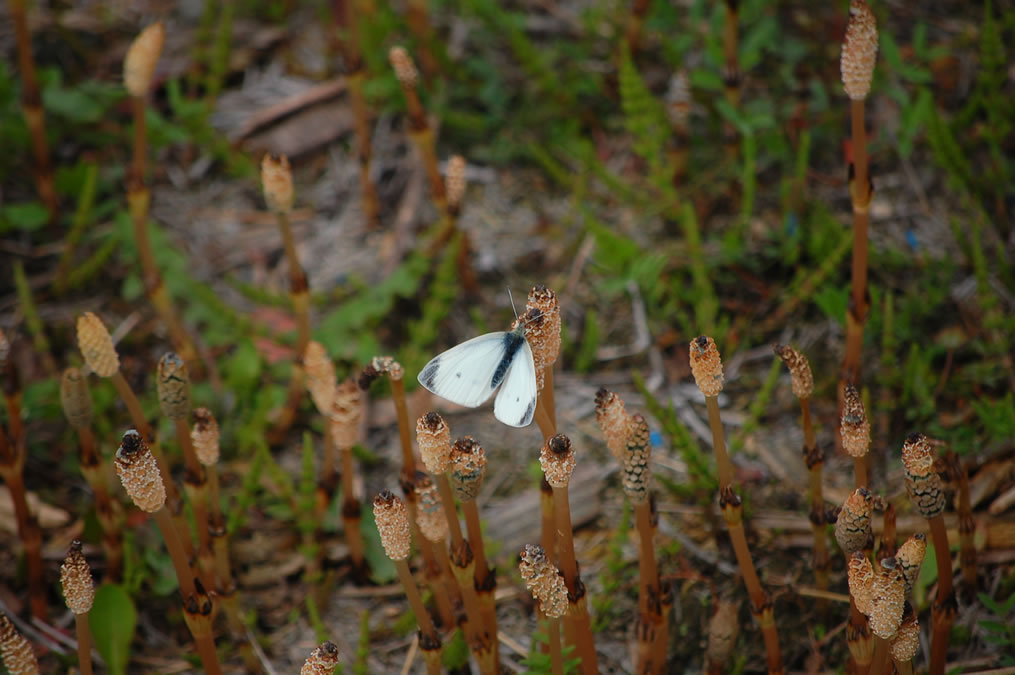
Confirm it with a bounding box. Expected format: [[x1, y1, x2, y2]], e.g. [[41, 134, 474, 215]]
[[79, 426, 124, 580], [928, 515, 955, 675], [9, 0, 57, 219], [548, 616, 564, 675], [436, 474, 465, 549], [634, 501, 659, 617], [625, 0, 651, 53], [75, 613, 94, 675], [463, 500, 490, 580], [848, 597, 873, 675], [0, 430, 47, 620], [405, 0, 438, 81], [854, 455, 868, 490], [871, 636, 890, 675], [841, 97, 871, 446], [705, 396, 734, 491], [721, 486, 783, 673], [951, 454, 976, 588], [801, 399, 829, 596], [878, 503, 897, 562], [552, 485, 598, 673], [395, 559, 438, 640], [464, 499, 499, 668], [183, 588, 223, 675], [341, 448, 366, 569], [391, 377, 415, 475], [407, 127, 447, 219], [540, 478, 556, 566], [721, 0, 741, 157], [153, 507, 197, 599], [542, 366, 556, 428]]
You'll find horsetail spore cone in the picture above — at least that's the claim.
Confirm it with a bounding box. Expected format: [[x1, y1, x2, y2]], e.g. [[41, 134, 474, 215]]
[[835, 487, 874, 555], [61, 541, 95, 675], [840, 0, 878, 101], [0, 613, 39, 675], [417, 412, 452, 475], [301, 641, 340, 675], [595, 388, 633, 463], [115, 430, 166, 513], [76, 313, 119, 377]]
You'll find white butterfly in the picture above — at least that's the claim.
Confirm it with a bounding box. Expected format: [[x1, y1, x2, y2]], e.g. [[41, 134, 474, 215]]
[[417, 323, 538, 427]]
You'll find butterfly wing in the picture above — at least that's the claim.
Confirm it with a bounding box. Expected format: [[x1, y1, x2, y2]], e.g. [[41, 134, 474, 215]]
[[417, 332, 510, 408], [493, 337, 538, 427]]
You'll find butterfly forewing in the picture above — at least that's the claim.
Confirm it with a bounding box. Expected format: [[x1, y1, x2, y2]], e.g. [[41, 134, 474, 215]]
[[417, 332, 509, 407], [493, 338, 538, 427]]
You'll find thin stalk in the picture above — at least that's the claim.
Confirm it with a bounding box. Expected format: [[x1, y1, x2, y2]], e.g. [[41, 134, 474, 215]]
[[625, 0, 651, 53], [543, 366, 556, 429], [403, 478, 455, 627], [0, 430, 47, 620], [928, 515, 955, 675], [951, 453, 976, 587], [8, 0, 57, 218], [540, 478, 556, 566], [548, 617, 564, 675], [153, 507, 197, 599], [341, 447, 366, 571], [405, 0, 438, 81], [127, 97, 198, 369], [176, 418, 215, 589], [706, 395, 782, 674], [447, 541, 496, 672], [435, 474, 465, 548], [464, 500, 499, 669], [878, 503, 897, 562], [74, 614, 93, 675], [721, 0, 741, 158], [871, 636, 890, 675], [272, 209, 311, 439], [391, 377, 415, 475], [551, 485, 598, 674], [801, 398, 829, 596], [336, 0, 380, 229], [848, 594, 874, 674], [841, 97, 871, 453], [394, 559, 441, 674], [182, 587, 224, 675], [634, 501, 663, 673]]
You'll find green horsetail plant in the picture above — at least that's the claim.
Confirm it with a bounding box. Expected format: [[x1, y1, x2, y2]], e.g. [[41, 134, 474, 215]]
[[389, 47, 447, 221], [519, 545, 570, 675], [540, 434, 599, 674], [331, 379, 367, 574], [301, 640, 341, 674], [114, 431, 223, 675], [689, 336, 782, 674], [61, 367, 125, 581], [901, 433, 953, 675], [705, 599, 740, 675], [839, 0, 878, 443], [76, 313, 193, 562], [450, 436, 499, 669], [0, 334, 46, 620], [417, 472, 494, 672], [774, 344, 829, 597], [359, 358, 455, 628], [60, 541, 95, 675], [835, 487, 875, 674], [7, 0, 57, 219], [374, 491, 443, 675], [842, 384, 872, 490], [0, 612, 40, 674], [157, 353, 216, 589], [334, 0, 380, 229], [124, 23, 199, 369], [262, 154, 311, 441]]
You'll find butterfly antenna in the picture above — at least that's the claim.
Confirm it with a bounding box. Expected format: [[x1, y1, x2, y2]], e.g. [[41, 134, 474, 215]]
[[508, 288, 518, 317]]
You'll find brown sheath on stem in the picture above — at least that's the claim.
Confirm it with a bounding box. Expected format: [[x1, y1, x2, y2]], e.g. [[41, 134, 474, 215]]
[[0, 428, 47, 620]]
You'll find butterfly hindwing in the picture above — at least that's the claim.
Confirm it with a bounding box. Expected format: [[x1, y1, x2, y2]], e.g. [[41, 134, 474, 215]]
[[417, 332, 510, 408], [493, 337, 538, 427]]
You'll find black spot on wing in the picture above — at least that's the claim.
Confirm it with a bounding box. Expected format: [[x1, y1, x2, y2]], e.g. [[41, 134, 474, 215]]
[[420, 359, 440, 388], [519, 399, 536, 426], [491, 332, 525, 389]]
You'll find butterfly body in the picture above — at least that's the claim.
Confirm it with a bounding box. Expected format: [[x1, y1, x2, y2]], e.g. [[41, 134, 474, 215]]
[[417, 324, 537, 427]]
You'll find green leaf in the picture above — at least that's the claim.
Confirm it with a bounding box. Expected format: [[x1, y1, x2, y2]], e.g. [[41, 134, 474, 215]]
[[90, 583, 137, 675], [0, 202, 50, 232], [814, 284, 849, 326]]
